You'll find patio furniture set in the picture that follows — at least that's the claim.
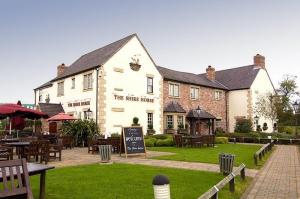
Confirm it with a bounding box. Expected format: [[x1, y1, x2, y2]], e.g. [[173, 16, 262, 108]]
[[173, 134, 215, 148]]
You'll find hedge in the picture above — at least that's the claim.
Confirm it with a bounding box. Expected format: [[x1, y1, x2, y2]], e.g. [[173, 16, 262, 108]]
[[215, 137, 229, 144]]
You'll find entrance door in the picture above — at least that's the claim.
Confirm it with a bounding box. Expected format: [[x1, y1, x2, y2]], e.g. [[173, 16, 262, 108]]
[[49, 122, 57, 133], [195, 121, 201, 135]]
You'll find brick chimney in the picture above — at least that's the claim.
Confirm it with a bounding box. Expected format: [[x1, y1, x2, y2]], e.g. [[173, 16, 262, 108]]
[[206, 65, 216, 81], [57, 63, 67, 76], [254, 54, 265, 69]]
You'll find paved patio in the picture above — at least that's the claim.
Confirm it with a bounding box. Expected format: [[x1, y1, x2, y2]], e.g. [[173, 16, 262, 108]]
[[48, 147, 258, 177], [242, 145, 300, 199]]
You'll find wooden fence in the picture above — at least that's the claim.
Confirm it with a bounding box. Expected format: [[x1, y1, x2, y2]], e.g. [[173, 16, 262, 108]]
[[253, 140, 274, 166], [197, 164, 246, 199]]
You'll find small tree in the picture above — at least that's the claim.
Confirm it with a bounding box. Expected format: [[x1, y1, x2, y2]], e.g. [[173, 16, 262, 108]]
[[235, 118, 252, 133], [254, 93, 279, 132], [133, 117, 139, 125]]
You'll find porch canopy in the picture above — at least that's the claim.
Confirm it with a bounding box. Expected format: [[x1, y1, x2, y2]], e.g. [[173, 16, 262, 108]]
[[164, 101, 186, 113], [186, 107, 216, 135]]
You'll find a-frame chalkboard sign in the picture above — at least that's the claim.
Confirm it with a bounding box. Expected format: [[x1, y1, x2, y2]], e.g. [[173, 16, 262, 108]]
[[120, 126, 146, 158]]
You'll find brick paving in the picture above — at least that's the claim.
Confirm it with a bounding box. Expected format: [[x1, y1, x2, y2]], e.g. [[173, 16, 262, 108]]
[[48, 148, 257, 177], [243, 145, 300, 199]]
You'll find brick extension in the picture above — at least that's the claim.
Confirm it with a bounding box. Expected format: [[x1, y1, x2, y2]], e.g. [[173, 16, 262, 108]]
[[243, 145, 300, 199]]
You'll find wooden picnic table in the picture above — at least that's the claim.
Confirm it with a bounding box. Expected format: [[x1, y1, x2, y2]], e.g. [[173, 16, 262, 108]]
[[0, 162, 54, 199]]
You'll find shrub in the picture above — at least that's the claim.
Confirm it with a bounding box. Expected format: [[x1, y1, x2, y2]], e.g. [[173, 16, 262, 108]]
[[156, 138, 174, 146], [148, 124, 153, 130], [256, 125, 262, 132], [215, 127, 225, 134], [151, 134, 170, 140], [133, 117, 139, 125], [234, 118, 252, 133], [61, 119, 98, 147], [110, 133, 121, 137], [215, 137, 229, 144], [177, 123, 184, 129], [167, 124, 173, 129], [262, 123, 268, 131], [145, 139, 155, 147]]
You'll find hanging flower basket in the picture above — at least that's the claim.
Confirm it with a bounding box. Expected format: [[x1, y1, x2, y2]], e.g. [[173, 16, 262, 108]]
[[130, 63, 141, 71]]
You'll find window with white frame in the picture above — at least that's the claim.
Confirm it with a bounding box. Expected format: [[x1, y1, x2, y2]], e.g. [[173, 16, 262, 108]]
[[169, 83, 179, 97], [147, 113, 153, 128], [214, 90, 222, 100], [177, 115, 184, 128], [147, 77, 153, 93], [190, 87, 199, 100], [83, 73, 93, 90], [57, 82, 64, 96], [166, 115, 174, 128], [71, 78, 75, 89], [216, 118, 222, 127]]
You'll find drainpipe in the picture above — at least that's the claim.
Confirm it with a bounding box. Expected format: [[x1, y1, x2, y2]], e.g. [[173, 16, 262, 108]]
[[95, 66, 100, 133]]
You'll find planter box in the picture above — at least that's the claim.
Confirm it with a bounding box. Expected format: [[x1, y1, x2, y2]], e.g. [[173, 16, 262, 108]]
[[147, 129, 156, 136], [165, 129, 176, 134]]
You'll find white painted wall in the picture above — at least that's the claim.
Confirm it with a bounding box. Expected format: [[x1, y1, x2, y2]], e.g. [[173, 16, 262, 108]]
[[103, 36, 162, 135], [35, 70, 97, 120], [228, 89, 249, 132], [251, 69, 275, 133]]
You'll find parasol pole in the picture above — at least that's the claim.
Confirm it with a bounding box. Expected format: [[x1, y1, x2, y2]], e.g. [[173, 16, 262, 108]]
[[9, 118, 12, 135]]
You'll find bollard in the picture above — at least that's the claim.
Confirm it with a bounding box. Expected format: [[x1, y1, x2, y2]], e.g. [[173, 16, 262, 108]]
[[152, 175, 170, 199]]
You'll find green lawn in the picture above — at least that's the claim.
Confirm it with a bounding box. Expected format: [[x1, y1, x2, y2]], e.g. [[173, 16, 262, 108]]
[[30, 163, 250, 199], [148, 144, 262, 169]]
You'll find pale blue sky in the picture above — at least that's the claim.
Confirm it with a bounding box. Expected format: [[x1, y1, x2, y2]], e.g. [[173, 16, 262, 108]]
[[0, 0, 300, 103]]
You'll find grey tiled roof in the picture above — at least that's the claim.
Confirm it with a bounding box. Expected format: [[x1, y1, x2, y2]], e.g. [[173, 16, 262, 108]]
[[38, 103, 64, 117], [52, 34, 137, 81], [164, 101, 186, 113], [156, 66, 228, 90], [199, 65, 259, 90], [35, 81, 53, 90], [186, 108, 216, 119]]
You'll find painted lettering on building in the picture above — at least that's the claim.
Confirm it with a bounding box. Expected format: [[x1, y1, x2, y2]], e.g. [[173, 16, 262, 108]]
[[114, 95, 154, 103]]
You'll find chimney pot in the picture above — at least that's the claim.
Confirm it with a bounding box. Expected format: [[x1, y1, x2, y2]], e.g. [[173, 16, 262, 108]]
[[206, 65, 216, 81], [254, 54, 265, 69]]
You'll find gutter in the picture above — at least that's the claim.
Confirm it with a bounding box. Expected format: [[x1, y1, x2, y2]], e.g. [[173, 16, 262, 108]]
[[95, 66, 100, 133]]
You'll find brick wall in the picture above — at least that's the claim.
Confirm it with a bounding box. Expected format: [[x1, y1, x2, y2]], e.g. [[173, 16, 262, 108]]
[[163, 80, 227, 133]]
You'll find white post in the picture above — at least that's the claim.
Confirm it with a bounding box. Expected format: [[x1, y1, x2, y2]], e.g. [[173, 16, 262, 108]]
[[9, 118, 12, 135], [152, 175, 170, 199]]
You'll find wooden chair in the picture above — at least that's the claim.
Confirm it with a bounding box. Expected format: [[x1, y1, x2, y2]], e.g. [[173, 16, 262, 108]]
[[108, 137, 120, 153], [38, 140, 50, 164], [24, 141, 40, 162], [190, 137, 203, 148], [61, 135, 74, 149], [173, 134, 184, 147], [0, 159, 34, 199], [49, 138, 62, 161], [0, 146, 13, 161], [87, 137, 99, 154]]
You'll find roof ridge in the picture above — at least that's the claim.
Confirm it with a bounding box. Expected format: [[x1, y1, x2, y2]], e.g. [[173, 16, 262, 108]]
[[79, 33, 137, 58], [157, 66, 200, 76]]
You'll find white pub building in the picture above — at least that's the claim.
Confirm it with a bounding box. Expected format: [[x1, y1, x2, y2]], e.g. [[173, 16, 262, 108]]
[[34, 34, 163, 134]]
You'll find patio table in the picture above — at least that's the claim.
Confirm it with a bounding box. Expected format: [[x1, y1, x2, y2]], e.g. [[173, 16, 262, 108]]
[[0, 162, 54, 199], [5, 141, 30, 158]]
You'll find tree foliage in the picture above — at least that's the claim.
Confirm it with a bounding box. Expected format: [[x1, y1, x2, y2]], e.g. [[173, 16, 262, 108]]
[[61, 119, 98, 147], [276, 74, 300, 125], [254, 93, 279, 129], [234, 118, 252, 133]]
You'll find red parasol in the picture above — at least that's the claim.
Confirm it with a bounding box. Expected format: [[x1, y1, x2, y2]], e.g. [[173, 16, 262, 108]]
[[0, 103, 48, 119], [10, 101, 25, 130], [47, 113, 76, 122]]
